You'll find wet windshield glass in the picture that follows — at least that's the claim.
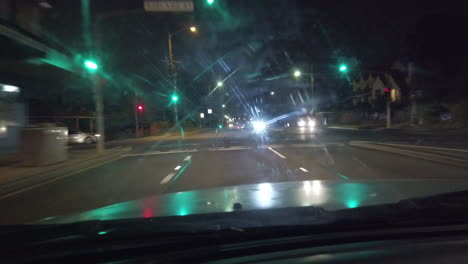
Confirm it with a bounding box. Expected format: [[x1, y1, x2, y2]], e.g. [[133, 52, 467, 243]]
[[0, 0, 468, 225]]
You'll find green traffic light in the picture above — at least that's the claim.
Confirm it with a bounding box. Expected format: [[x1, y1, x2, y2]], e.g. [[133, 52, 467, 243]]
[[84, 60, 98, 70], [206, 0, 214, 5], [339, 64, 348, 72], [172, 95, 179, 102]]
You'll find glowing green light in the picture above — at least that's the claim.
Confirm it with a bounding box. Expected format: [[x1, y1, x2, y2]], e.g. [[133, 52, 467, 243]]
[[346, 200, 359, 208], [178, 208, 188, 216], [97, 231, 108, 235], [218, 125, 223, 129], [84, 60, 98, 70], [207, 0, 214, 5], [339, 64, 348, 72], [172, 95, 178, 102]]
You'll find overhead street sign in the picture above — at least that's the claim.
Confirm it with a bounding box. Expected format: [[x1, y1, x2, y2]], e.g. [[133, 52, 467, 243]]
[[144, 0, 194, 12]]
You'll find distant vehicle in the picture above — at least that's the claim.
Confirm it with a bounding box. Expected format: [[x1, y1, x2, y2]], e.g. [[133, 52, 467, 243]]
[[68, 129, 100, 144], [228, 120, 246, 130]]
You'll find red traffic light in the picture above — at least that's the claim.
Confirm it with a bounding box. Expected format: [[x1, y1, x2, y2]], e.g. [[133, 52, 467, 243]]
[[383, 88, 391, 93], [137, 105, 143, 112]]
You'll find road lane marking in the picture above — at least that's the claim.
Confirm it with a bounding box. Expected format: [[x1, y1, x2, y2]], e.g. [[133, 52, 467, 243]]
[[122, 149, 198, 157], [299, 167, 308, 172], [327, 126, 359, 130], [160, 173, 176, 184], [0, 155, 124, 200], [174, 165, 181, 170], [336, 172, 350, 180], [123, 143, 347, 158], [267, 147, 286, 159], [207, 146, 251, 151]]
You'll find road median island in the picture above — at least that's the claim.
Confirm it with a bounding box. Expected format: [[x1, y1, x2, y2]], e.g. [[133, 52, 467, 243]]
[[0, 147, 132, 198], [349, 141, 468, 169]]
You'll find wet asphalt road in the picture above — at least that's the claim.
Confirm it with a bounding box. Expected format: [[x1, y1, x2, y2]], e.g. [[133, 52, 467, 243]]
[[1, 128, 468, 224]]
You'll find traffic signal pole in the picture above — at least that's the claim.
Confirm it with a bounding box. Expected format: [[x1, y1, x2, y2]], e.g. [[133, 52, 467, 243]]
[[168, 33, 179, 126], [134, 98, 139, 138], [386, 98, 392, 128], [93, 19, 105, 155]]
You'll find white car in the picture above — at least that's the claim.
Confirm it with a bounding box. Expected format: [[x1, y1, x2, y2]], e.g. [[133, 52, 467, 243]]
[[68, 129, 100, 144]]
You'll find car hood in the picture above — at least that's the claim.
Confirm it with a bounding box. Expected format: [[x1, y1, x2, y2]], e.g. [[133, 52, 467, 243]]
[[40, 179, 468, 224]]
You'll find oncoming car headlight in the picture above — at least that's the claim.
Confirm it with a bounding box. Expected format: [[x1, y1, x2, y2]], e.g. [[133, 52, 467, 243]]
[[308, 119, 315, 127], [253, 121, 267, 133], [297, 119, 306, 127]]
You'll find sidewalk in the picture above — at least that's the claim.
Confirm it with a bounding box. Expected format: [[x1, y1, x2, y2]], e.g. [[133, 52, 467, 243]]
[[0, 147, 131, 198]]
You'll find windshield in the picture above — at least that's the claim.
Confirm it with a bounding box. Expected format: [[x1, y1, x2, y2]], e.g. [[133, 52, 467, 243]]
[[1, 0, 468, 226]]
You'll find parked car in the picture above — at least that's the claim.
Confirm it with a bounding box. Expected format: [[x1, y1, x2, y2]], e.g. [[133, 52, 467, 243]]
[[68, 129, 100, 144]]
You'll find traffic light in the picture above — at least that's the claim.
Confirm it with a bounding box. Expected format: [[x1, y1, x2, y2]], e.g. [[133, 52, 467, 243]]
[[171, 95, 179, 102], [383, 87, 391, 101], [339, 64, 347, 72], [206, 0, 214, 5], [137, 105, 143, 112], [84, 60, 98, 71]]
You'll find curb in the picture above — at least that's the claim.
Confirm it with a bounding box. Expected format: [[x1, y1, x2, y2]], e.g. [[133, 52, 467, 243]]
[[349, 141, 468, 168], [108, 129, 204, 144], [0, 147, 132, 199]]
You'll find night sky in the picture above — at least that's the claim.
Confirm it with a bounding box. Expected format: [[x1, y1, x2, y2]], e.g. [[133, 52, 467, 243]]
[[40, 0, 468, 119]]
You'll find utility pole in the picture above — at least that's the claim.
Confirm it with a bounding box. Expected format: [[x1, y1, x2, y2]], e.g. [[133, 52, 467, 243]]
[[386, 99, 391, 128], [168, 33, 178, 126], [134, 98, 139, 138], [93, 13, 105, 154], [310, 64, 314, 97]]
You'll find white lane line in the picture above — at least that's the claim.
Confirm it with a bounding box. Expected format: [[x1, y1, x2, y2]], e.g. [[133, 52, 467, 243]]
[[160, 173, 176, 184], [122, 149, 198, 157], [183, 155, 192, 161], [207, 146, 251, 151], [267, 147, 286, 159], [174, 165, 182, 170], [299, 167, 309, 172]]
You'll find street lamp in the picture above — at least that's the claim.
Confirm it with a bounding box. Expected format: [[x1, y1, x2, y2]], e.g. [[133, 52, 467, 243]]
[[222, 104, 226, 108], [84, 60, 98, 71], [270, 91, 275, 95], [293, 70, 301, 77], [217, 81, 223, 87], [190, 26, 197, 32]]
